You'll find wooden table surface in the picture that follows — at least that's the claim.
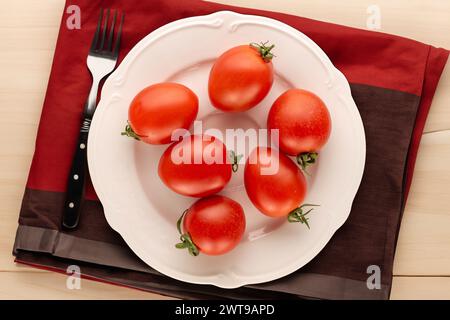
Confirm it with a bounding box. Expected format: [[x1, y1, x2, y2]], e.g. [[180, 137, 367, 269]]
[[0, 0, 449, 300]]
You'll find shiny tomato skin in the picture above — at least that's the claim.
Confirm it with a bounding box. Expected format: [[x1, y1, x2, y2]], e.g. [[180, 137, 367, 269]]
[[208, 45, 273, 112], [184, 195, 246, 256], [267, 89, 331, 155], [158, 135, 232, 197], [128, 82, 198, 145], [244, 147, 307, 217]]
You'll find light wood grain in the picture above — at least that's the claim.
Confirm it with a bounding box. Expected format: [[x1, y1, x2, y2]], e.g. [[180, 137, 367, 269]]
[[0, 0, 449, 299], [0, 0, 64, 273], [394, 131, 450, 275], [0, 271, 173, 300], [391, 277, 450, 300]]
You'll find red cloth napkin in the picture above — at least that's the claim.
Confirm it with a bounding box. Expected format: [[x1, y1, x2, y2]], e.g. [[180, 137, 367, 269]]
[[13, 0, 448, 300]]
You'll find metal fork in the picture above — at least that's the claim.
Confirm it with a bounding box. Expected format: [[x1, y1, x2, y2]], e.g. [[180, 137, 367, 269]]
[[63, 9, 125, 229]]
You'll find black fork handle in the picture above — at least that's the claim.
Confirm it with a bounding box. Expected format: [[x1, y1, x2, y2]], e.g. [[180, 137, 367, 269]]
[[62, 114, 92, 229]]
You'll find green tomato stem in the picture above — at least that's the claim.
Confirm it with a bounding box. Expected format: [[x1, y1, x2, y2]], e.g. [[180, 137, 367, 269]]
[[287, 204, 320, 229], [250, 41, 276, 62], [229, 150, 243, 173], [175, 209, 199, 257], [121, 121, 142, 141], [296, 152, 319, 171]]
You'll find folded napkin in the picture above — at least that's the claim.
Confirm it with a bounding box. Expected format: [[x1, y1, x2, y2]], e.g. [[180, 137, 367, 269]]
[[13, 0, 448, 300]]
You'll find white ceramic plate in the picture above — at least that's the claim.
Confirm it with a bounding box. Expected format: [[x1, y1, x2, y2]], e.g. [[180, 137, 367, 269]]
[[88, 11, 366, 288]]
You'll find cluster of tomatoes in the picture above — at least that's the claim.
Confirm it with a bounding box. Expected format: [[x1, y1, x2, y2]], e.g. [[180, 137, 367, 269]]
[[122, 43, 331, 256]]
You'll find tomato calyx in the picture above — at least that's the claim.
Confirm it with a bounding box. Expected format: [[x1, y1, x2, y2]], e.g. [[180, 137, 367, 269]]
[[175, 209, 200, 256], [287, 204, 320, 229], [250, 41, 276, 62], [229, 150, 243, 173], [121, 121, 143, 141], [296, 152, 318, 171]]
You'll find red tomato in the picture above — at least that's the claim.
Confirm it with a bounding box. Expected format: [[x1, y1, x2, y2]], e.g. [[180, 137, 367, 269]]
[[123, 82, 198, 144], [208, 43, 274, 112], [244, 146, 307, 219], [176, 195, 246, 256], [158, 134, 232, 197], [267, 89, 331, 169]]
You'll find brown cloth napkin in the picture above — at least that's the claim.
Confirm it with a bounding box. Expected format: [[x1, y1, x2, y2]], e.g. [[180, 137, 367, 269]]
[[13, 0, 448, 299]]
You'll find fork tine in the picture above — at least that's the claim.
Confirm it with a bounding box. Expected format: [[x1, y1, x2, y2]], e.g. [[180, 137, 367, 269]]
[[90, 8, 103, 51], [98, 9, 110, 50], [113, 13, 124, 58], [106, 11, 117, 52]]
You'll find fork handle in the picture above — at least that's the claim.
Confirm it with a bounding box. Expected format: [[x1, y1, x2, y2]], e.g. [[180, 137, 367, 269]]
[[62, 114, 92, 229]]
